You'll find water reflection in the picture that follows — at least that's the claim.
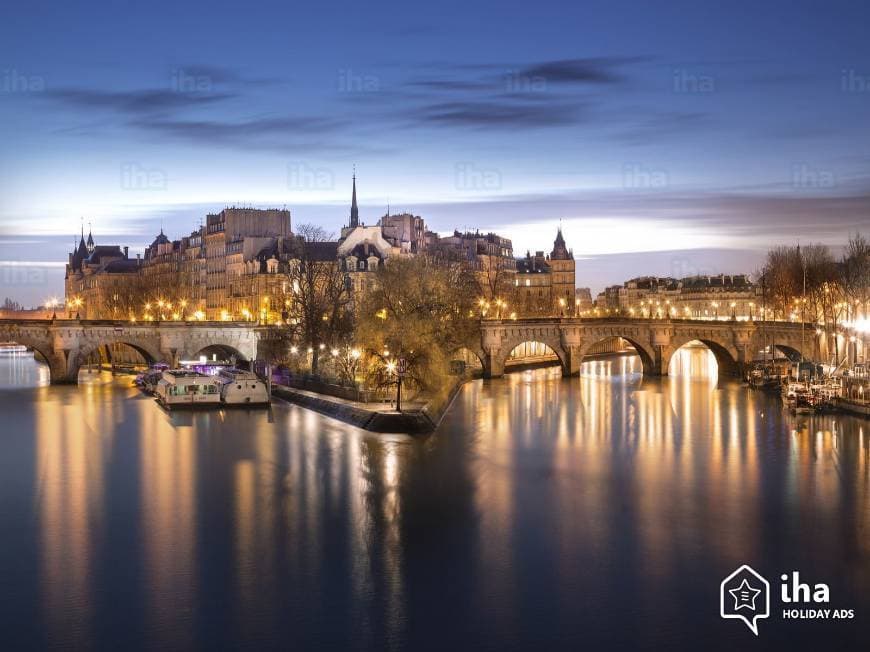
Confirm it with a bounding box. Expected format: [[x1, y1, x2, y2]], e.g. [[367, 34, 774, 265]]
[[0, 351, 867, 649], [0, 353, 49, 388]]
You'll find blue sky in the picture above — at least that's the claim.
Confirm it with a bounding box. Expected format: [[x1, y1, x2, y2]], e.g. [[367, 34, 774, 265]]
[[2, 0, 869, 305]]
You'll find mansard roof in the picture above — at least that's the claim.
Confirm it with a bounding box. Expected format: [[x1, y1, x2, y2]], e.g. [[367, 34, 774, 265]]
[[103, 259, 139, 273], [305, 241, 339, 261], [86, 245, 124, 265]]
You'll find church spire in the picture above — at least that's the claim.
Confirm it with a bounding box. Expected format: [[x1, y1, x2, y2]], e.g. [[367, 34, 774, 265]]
[[86, 221, 94, 253], [349, 171, 359, 228]]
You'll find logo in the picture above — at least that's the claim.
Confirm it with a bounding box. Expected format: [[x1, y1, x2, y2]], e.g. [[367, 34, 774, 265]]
[[720, 565, 770, 636]]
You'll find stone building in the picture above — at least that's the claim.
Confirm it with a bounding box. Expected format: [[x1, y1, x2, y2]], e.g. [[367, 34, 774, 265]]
[[65, 208, 293, 322], [514, 228, 576, 316], [433, 230, 516, 303], [590, 274, 760, 320], [337, 175, 400, 302], [65, 227, 138, 319]]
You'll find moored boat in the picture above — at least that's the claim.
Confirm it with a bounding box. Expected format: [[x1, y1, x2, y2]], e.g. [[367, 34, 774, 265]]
[[154, 370, 220, 408], [216, 368, 270, 406], [136, 363, 169, 393], [0, 343, 30, 356]]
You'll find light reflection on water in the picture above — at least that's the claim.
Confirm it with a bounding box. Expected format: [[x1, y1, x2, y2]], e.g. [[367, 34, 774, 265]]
[[0, 350, 867, 650]]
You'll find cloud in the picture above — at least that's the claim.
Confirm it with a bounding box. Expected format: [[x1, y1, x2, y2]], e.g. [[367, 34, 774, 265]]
[[43, 88, 234, 114], [412, 99, 583, 128], [350, 57, 651, 131], [516, 57, 646, 84], [127, 114, 383, 155]]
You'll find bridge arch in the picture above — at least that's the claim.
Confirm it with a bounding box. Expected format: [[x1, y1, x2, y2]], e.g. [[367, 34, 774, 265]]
[[183, 342, 250, 364], [451, 346, 485, 372], [664, 336, 741, 377], [505, 340, 564, 371], [495, 334, 569, 376], [70, 339, 163, 380], [772, 343, 803, 362], [577, 335, 657, 377], [0, 329, 66, 383]]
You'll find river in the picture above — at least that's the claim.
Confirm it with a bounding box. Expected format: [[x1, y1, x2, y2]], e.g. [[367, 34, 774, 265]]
[[0, 349, 867, 650]]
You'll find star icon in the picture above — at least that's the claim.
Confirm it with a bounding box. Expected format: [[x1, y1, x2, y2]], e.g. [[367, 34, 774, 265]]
[[729, 578, 762, 611]]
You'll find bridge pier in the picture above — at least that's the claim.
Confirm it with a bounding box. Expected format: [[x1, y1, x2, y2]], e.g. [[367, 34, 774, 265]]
[[562, 346, 583, 377], [482, 350, 505, 379], [650, 345, 668, 376]]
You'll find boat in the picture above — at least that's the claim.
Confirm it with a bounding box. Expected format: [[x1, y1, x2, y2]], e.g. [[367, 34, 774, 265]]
[[154, 370, 221, 408], [135, 363, 169, 393], [215, 368, 270, 406], [0, 343, 30, 356], [747, 361, 789, 390]]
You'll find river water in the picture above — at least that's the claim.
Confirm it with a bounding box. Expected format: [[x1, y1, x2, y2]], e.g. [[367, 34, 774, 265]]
[[0, 350, 867, 650]]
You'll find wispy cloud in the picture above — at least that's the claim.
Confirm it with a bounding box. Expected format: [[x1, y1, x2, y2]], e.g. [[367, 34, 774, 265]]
[[516, 57, 647, 84], [42, 88, 234, 114], [127, 115, 357, 153], [412, 99, 583, 129]]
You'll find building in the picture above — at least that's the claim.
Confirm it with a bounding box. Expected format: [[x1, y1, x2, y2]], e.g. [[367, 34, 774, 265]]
[[588, 274, 760, 320], [380, 212, 428, 254], [575, 287, 593, 313], [65, 227, 139, 319], [204, 207, 292, 319], [337, 175, 402, 301], [514, 228, 576, 316], [434, 230, 516, 303], [65, 208, 294, 322], [675, 274, 758, 320]]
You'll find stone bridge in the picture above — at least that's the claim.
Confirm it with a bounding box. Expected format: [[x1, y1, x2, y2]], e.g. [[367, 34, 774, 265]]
[[0, 319, 260, 383], [477, 318, 822, 379]]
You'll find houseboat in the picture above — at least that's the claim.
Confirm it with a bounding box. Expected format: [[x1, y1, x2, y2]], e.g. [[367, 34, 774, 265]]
[[135, 363, 169, 393], [154, 370, 220, 408], [216, 368, 270, 406], [0, 343, 29, 356]]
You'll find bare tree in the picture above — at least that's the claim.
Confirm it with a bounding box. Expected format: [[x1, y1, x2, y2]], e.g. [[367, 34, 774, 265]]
[[283, 224, 352, 373]]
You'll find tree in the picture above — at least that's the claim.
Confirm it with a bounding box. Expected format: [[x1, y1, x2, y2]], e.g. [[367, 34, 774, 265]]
[[2, 297, 22, 312], [355, 256, 479, 394], [842, 232, 870, 324], [282, 224, 352, 373], [476, 252, 517, 309]]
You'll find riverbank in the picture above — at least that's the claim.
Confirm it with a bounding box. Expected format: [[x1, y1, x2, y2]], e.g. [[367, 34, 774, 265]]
[[271, 350, 641, 433], [271, 373, 473, 434]]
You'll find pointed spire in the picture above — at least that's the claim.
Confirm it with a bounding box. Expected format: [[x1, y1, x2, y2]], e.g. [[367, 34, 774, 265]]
[[349, 171, 359, 228], [551, 224, 569, 260], [86, 221, 94, 252]]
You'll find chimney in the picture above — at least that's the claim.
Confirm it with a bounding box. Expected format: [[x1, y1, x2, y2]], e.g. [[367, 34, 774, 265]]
[[123, 246, 129, 258]]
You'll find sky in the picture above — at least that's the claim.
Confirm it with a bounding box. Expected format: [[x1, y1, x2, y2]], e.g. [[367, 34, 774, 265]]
[[1, 0, 870, 305]]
